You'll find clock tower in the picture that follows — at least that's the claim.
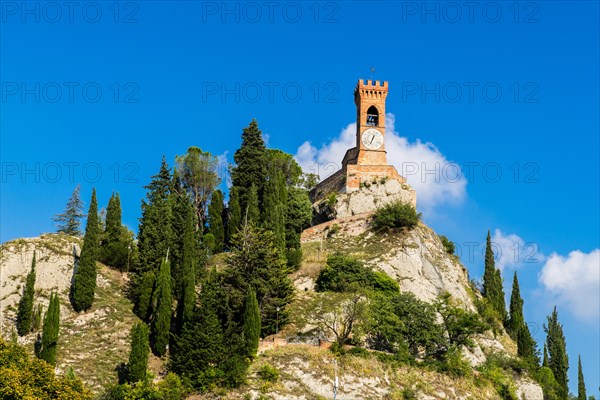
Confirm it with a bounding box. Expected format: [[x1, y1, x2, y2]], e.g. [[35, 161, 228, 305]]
[[310, 79, 413, 205], [355, 79, 389, 165]]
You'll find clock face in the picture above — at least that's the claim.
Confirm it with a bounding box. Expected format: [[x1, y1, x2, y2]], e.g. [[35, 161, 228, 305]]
[[361, 128, 384, 150]]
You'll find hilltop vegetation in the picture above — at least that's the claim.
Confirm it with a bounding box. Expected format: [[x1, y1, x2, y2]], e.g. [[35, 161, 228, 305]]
[[0, 118, 586, 400]]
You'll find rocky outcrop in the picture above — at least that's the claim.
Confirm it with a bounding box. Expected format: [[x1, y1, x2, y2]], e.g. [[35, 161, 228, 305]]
[[312, 178, 416, 224]]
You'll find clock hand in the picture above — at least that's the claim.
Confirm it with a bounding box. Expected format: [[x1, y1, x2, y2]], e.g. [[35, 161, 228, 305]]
[[370, 135, 375, 144]]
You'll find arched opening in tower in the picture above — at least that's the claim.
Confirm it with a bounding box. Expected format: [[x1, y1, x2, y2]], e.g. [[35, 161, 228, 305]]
[[366, 105, 379, 127]]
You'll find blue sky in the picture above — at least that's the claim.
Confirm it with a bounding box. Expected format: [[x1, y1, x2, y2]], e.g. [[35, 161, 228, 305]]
[[1, 1, 598, 395]]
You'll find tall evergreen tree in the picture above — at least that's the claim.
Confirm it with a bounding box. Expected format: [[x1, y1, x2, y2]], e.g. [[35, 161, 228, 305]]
[[136, 271, 156, 322], [543, 343, 549, 367], [170, 171, 191, 294], [262, 168, 287, 251], [53, 184, 85, 236], [507, 272, 524, 337], [577, 355, 587, 400], [517, 322, 539, 365], [207, 190, 225, 253], [482, 230, 506, 320], [39, 292, 60, 366], [227, 187, 242, 245], [135, 158, 173, 317], [224, 223, 294, 336], [137, 157, 173, 274], [70, 188, 100, 312], [176, 204, 197, 333], [16, 252, 36, 336], [151, 258, 173, 356], [127, 321, 150, 383], [285, 187, 312, 250], [231, 119, 267, 214], [545, 307, 569, 399], [104, 193, 122, 244], [101, 192, 133, 270], [169, 273, 227, 390], [242, 287, 260, 359], [245, 184, 260, 226]]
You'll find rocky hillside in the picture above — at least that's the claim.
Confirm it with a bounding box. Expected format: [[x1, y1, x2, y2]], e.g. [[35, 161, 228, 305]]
[[0, 234, 151, 392], [1, 221, 544, 399], [202, 217, 544, 399]]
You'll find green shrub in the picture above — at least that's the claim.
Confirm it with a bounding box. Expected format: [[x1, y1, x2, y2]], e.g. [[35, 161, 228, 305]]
[[326, 193, 337, 207], [438, 345, 472, 377], [257, 364, 280, 383], [371, 201, 421, 232], [347, 346, 370, 358], [439, 235, 455, 255], [327, 223, 340, 237], [286, 248, 303, 271], [401, 388, 417, 400], [315, 254, 399, 294]]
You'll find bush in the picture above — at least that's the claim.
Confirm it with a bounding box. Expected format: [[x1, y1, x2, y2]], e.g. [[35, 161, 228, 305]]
[[0, 338, 92, 399], [315, 254, 399, 294], [286, 248, 303, 271], [371, 201, 421, 232], [100, 374, 187, 400], [439, 235, 455, 255], [347, 346, 370, 358], [438, 345, 472, 377], [257, 364, 279, 382]]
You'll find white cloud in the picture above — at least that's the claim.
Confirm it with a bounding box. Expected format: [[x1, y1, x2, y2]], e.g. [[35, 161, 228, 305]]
[[491, 229, 545, 271], [294, 113, 467, 211], [538, 249, 600, 324]]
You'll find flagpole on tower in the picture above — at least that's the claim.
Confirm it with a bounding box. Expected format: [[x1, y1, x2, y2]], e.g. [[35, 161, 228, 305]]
[[370, 67, 375, 80]]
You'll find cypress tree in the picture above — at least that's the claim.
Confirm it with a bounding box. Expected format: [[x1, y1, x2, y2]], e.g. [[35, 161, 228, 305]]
[[224, 224, 294, 336], [507, 272, 524, 338], [262, 169, 287, 251], [16, 252, 36, 336], [151, 258, 173, 356], [170, 171, 190, 295], [53, 184, 85, 236], [176, 204, 197, 333], [543, 343, 549, 367], [231, 119, 267, 213], [135, 158, 173, 317], [39, 292, 60, 365], [482, 230, 506, 320], [577, 355, 586, 400], [245, 184, 260, 226], [136, 271, 155, 322], [545, 307, 569, 399], [242, 287, 260, 359], [517, 322, 539, 365], [104, 193, 122, 244], [31, 303, 43, 332], [227, 187, 242, 245], [207, 190, 225, 253], [169, 273, 226, 390], [71, 188, 99, 312], [127, 321, 150, 383], [137, 157, 173, 274]]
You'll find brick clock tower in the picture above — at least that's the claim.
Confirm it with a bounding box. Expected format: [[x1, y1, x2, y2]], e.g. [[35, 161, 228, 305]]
[[310, 79, 409, 202]]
